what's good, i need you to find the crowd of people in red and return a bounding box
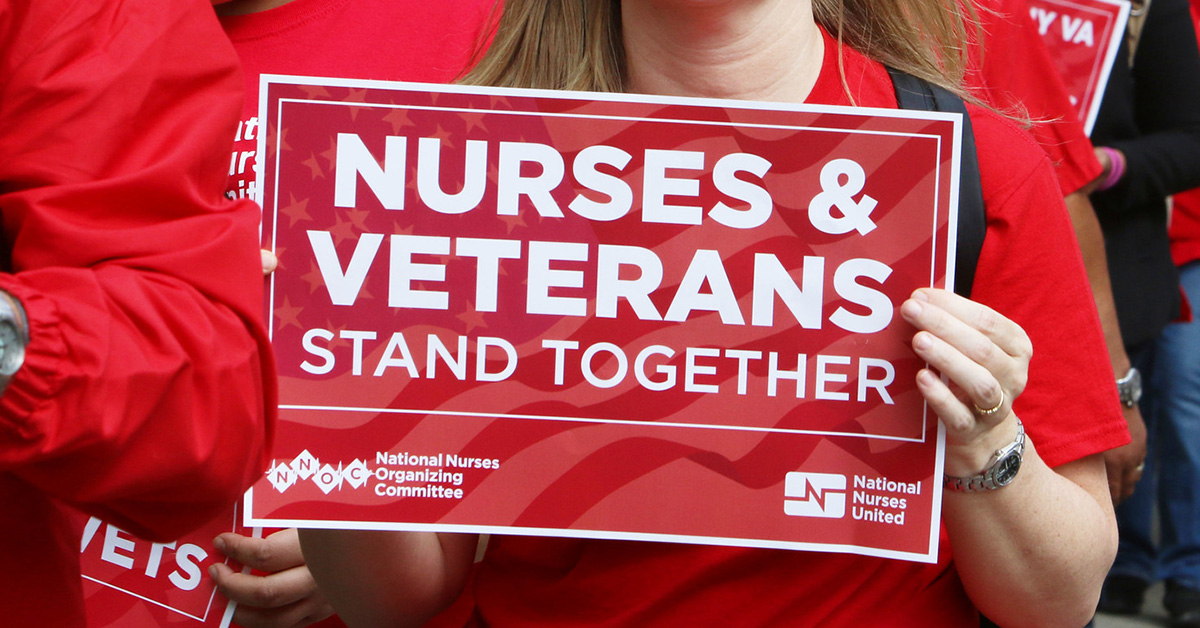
[4,0,1200,626]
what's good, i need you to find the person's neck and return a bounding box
[214,0,297,16]
[622,0,823,103]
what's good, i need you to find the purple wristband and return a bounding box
[1097,147,1126,191]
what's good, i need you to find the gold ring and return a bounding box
[973,389,1005,418]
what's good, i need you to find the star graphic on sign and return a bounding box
[321,136,339,170]
[503,211,529,234]
[430,123,455,145]
[297,84,332,100]
[406,168,420,194]
[302,152,325,179]
[274,295,305,330]
[266,126,292,153]
[342,88,369,121]
[460,108,490,134]
[383,108,413,134]
[280,193,312,227]
[300,261,327,295]
[456,305,488,333]
[328,216,359,246]
[343,206,371,230]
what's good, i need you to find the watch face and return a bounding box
[1130,370,1143,402]
[993,452,1022,487]
[0,321,22,376]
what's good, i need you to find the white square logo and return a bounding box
[313,463,344,495]
[784,472,847,518]
[291,449,320,480]
[266,460,297,493]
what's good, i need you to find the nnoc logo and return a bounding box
[266,450,370,495]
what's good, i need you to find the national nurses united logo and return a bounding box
[266,450,371,495]
[783,472,848,518]
[784,471,919,524]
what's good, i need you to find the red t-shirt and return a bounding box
[219,0,495,204]
[470,30,1129,628]
[967,0,1103,196]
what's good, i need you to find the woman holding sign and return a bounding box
[298,1,1130,626]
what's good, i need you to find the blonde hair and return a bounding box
[461,0,976,97]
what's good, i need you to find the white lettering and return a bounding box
[334,133,406,210]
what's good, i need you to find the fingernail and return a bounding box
[208,564,220,580]
[901,299,922,319]
[213,536,226,553]
[913,289,930,302]
[914,332,932,350]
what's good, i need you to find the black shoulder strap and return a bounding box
[886,68,986,298]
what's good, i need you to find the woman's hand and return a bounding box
[900,288,1033,476]
[209,529,335,628]
[903,289,1118,626]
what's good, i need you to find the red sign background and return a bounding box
[248,77,960,563]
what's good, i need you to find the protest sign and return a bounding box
[1027,0,1131,133]
[80,505,251,627]
[246,75,961,563]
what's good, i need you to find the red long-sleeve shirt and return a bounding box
[0,0,277,624]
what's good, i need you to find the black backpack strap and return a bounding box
[886,68,986,298]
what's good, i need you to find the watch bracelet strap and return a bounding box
[943,418,1025,493]
[1116,367,1140,406]
[944,475,991,492]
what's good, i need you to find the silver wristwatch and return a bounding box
[944,418,1025,492]
[0,289,30,396]
[1116,367,1143,408]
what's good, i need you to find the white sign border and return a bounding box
[250,74,962,564]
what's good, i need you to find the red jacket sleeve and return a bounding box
[0,0,277,540]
